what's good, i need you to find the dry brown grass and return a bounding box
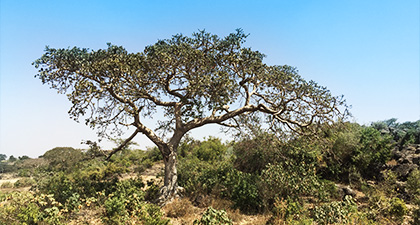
[163,196,270,225]
[163,197,204,225]
[164,198,196,218]
[67,207,106,225]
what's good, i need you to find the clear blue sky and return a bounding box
[1,0,419,158]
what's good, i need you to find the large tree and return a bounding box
[34,30,346,202]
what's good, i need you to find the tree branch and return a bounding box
[107,129,140,160]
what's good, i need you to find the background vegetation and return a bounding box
[1,119,419,224]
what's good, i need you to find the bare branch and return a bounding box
[106,129,140,160]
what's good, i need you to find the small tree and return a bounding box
[8,155,17,162]
[34,29,346,202]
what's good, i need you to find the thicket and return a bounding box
[0,147,169,224]
[178,120,420,224]
[1,119,420,224]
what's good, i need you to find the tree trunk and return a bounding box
[157,147,181,205]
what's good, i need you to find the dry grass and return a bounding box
[67,207,106,225]
[164,198,196,218]
[163,196,270,225]
[163,197,204,225]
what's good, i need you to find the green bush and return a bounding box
[42,147,86,171]
[140,203,170,225]
[389,197,408,223]
[412,199,420,225]
[261,161,323,204]
[178,155,262,212]
[0,192,64,225]
[37,171,76,204]
[233,133,282,174]
[193,207,233,225]
[407,169,420,198]
[14,177,36,188]
[104,178,143,223]
[271,197,308,222]
[103,179,168,225]
[320,123,394,182]
[353,126,393,179]
[192,137,227,162]
[312,195,357,225]
[146,146,164,162]
[320,123,361,181]
[222,169,262,212]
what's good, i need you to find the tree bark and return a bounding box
[156,146,181,205]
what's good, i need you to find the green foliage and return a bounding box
[42,147,86,171]
[320,123,394,181]
[18,155,30,160]
[312,195,358,225]
[222,168,262,212]
[194,207,233,225]
[65,192,81,211]
[178,154,262,212]
[8,155,17,162]
[271,198,308,222]
[145,146,164,162]
[364,191,408,223]
[320,123,361,180]
[37,171,76,204]
[233,133,283,174]
[354,126,393,178]
[36,158,128,204]
[412,199,420,225]
[372,119,420,146]
[389,197,408,223]
[407,169,420,197]
[261,161,323,203]
[193,137,227,161]
[14,177,35,188]
[0,154,6,161]
[0,161,15,173]
[0,192,64,225]
[103,179,168,225]
[141,203,170,225]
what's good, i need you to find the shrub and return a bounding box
[164,198,195,218]
[37,171,76,204]
[389,197,408,223]
[1,181,14,188]
[14,177,36,188]
[102,178,169,225]
[261,161,323,205]
[407,169,420,198]
[178,156,262,212]
[353,126,393,179]
[192,137,227,162]
[222,168,262,212]
[312,195,357,225]
[319,123,394,182]
[0,192,64,225]
[365,192,408,223]
[412,199,420,225]
[42,147,85,171]
[141,203,170,225]
[194,207,233,225]
[320,123,361,181]
[146,146,163,162]
[233,133,282,174]
[271,197,308,222]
